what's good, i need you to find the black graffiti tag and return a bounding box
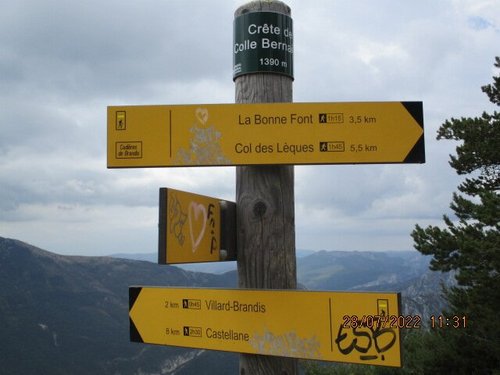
[169,193,187,246]
[335,323,397,361]
[207,203,217,254]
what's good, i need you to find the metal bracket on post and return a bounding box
[220,200,237,261]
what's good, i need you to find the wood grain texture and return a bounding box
[235,1,297,374]
[236,165,295,289]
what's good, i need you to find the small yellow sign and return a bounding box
[378,299,389,317]
[107,102,424,167]
[116,111,126,130]
[158,188,236,264]
[129,287,402,367]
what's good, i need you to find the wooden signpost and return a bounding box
[234,2,297,373]
[106,1,426,373]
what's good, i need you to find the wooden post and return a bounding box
[234,1,297,374]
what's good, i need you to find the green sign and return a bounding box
[233,11,293,80]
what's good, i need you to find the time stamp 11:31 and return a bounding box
[430,315,468,329]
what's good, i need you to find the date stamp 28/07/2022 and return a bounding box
[342,314,468,330]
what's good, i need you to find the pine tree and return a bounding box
[412,57,500,374]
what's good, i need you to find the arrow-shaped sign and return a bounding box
[129,287,402,367]
[108,101,424,168]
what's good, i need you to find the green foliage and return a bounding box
[303,59,500,373]
[412,57,500,373]
[482,56,500,106]
[302,360,377,375]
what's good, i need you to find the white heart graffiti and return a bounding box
[188,202,207,253]
[195,108,209,125]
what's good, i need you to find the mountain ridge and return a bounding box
[0,236,239,374]
[0,236,453,374]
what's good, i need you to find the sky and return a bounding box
[1,0,499,256]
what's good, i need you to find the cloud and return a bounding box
[0,0,498,255]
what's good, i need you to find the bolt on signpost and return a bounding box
[107,1,425,373]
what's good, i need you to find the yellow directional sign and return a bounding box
[158,188,236,264]
[129,287,402,367]
[107,102,424,167]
